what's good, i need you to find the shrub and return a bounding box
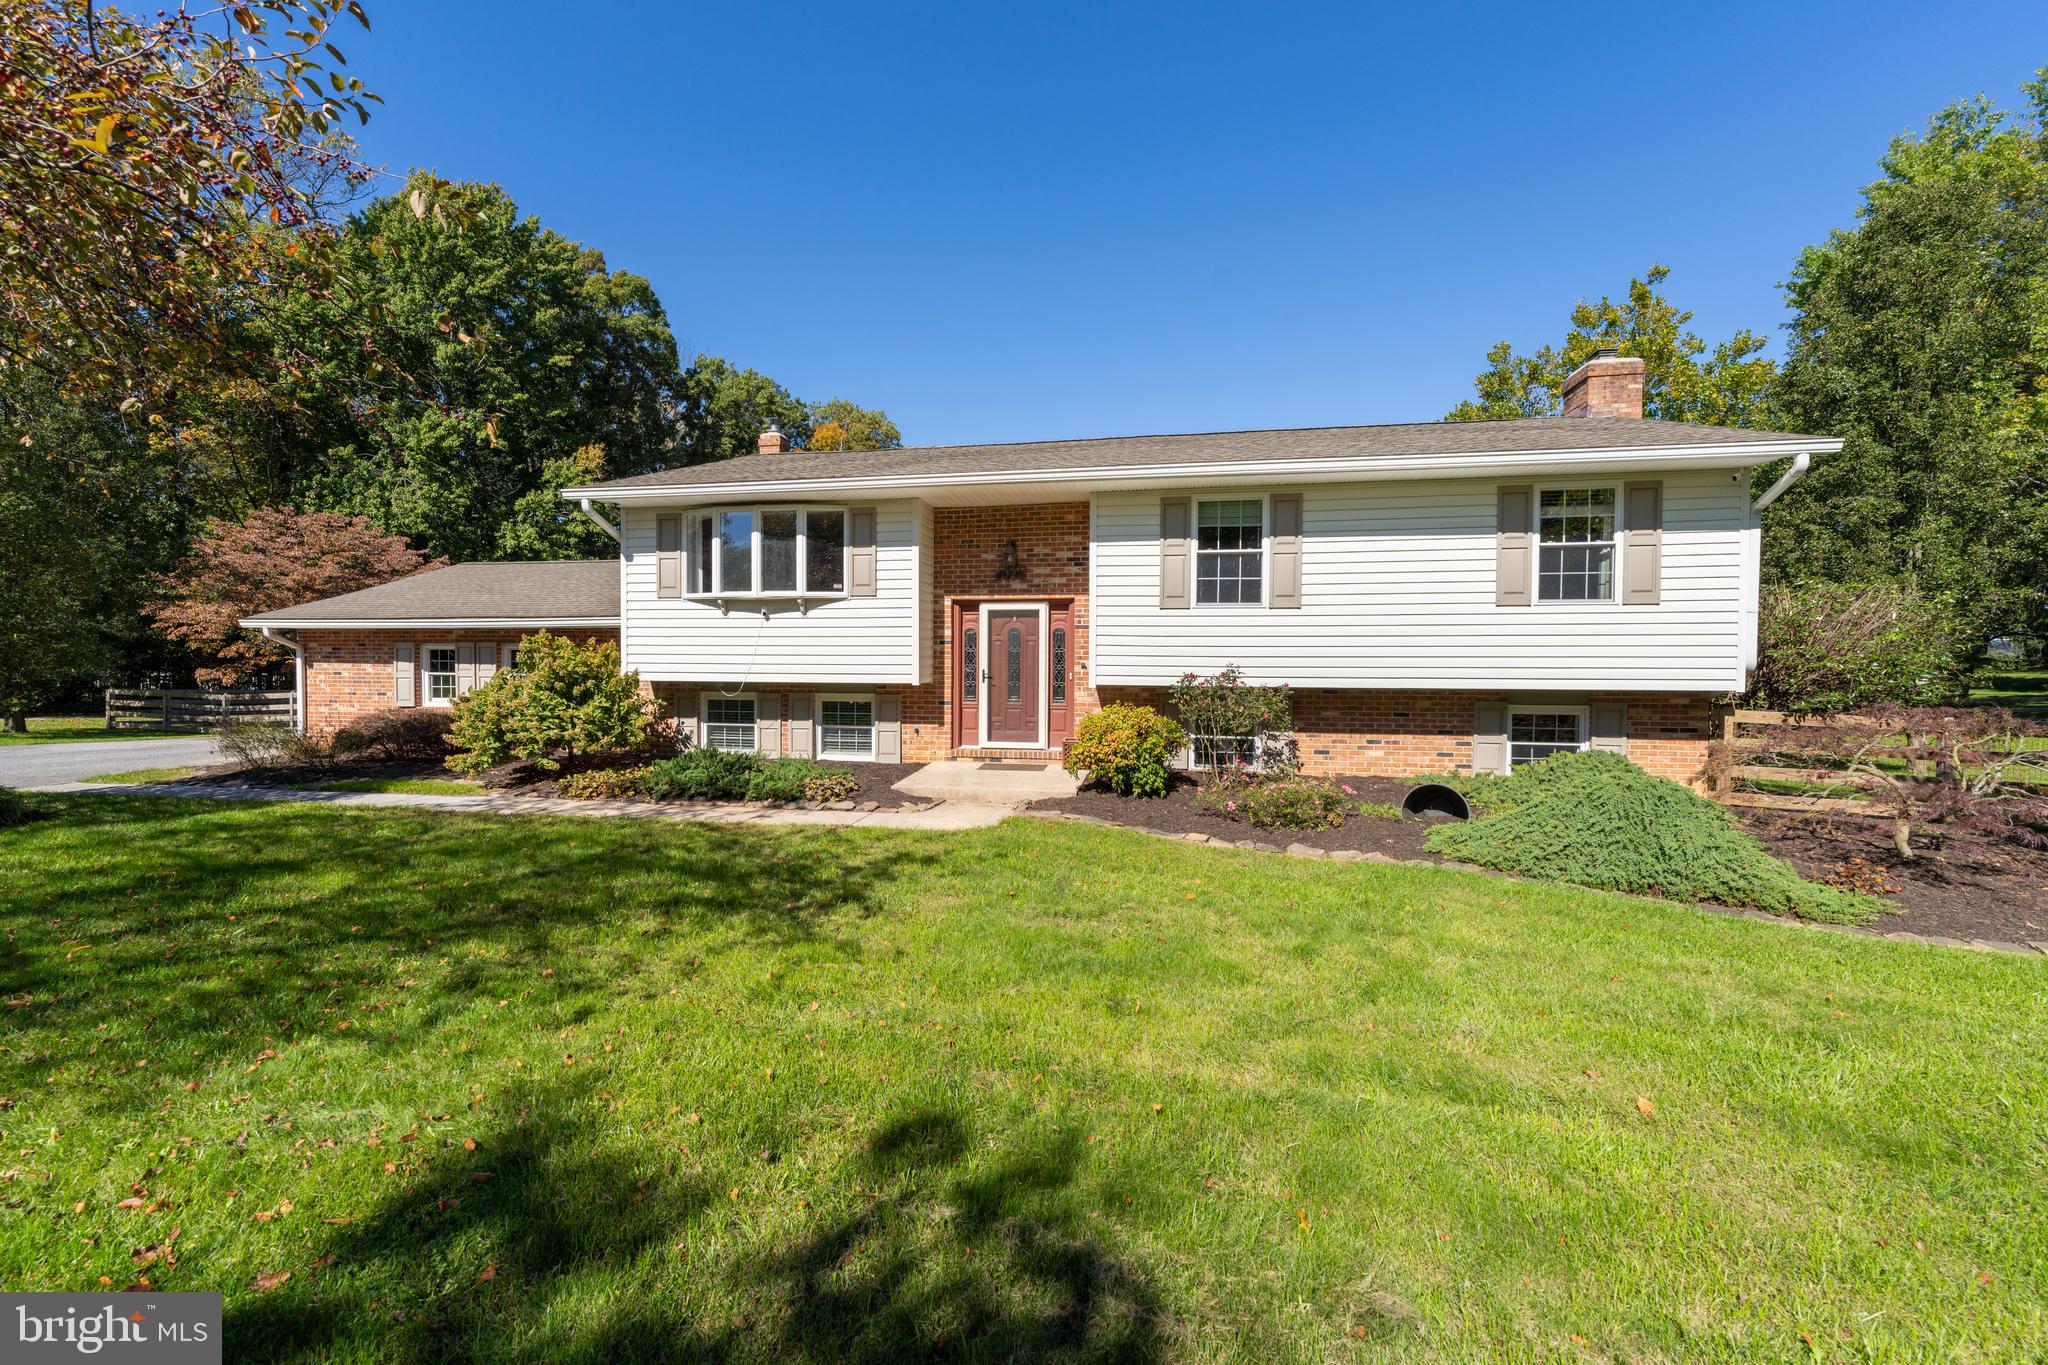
[1210,774,1351,830]
[1746,582,1966,713]
[217,720,330,769]
[331,707,454,761]
[740,757,860,803]
[557,766,652,800]
[0,786,30,829]
[645,748,760,800]
[1064,704,1187,797]
[447,632,655,774]
[1423,750,1883,924]
[1168,667,1295,775]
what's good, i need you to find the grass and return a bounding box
[78,765,202,785]
[1,794,2043,1362]
[1969,669,2048,715]
[298,777,485,796]
[0,716,193,745]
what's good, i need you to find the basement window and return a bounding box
[704,696,758,752]
[818,697,875,760]
[1510,709,1587,766]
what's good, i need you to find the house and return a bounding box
[242,352,1840,780]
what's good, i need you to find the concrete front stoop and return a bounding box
[890,759,1080,806]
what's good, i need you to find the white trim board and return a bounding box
[977,602,1051,750]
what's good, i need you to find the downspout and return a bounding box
[259,626,305,735]
[577,498,621,542]
[1751,452,1811,511]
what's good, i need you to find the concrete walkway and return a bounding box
[892,759,1080,805]
[27,779,1012,830]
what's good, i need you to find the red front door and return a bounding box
[985,608,1040,745]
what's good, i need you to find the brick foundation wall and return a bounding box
[300,628,619,735]
[1100,685,1717,785]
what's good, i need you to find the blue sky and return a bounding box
[343,2,2048,446]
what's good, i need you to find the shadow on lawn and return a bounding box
[0,795,937,1108]
[226,1092,1164,1364]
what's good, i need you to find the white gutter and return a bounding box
[238,616,619,630]
[563,437,1841,505]
[258,626,305,735]
[1750,452,1812,511]
[577,498,621,542]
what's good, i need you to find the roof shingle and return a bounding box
[243,560,618,625]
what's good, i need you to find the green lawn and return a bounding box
[0,716,192,745]
[298,777,485,796]
[2,795,2042,1363]
[1970,669,2048,715]
[80,765,202,785]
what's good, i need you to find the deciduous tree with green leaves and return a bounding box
[1444,265,1775,427]
[1766,71,2048,646]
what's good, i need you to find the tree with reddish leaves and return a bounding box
[1710,705,2048,859]
[147,506,439,684]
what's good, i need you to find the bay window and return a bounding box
[684,506,849,596]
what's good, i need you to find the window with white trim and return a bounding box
[704,697,757,752]
[424,645,459,705]
[685,506,848,596]
[1510,709,1588,766]
[1195,498,1263,605]
[1537,488,1616,601]
[818,698,875,759]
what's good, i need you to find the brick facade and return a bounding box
[299,628,619,736]
[298,504,1718,787]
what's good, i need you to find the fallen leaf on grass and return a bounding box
[252,1270,291,1291]
[476,1262,498,1284]
[115,1197,146,1210]
[1635,1097,1656,1118]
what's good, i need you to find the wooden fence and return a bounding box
[1714,708,1902,818]
[105,688,296,733]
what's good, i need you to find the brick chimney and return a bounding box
[757,423,790,454]
[1559,347,1645,419]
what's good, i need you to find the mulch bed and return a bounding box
[1030,774,1451,862]
[1737,808,2048,945]
[1035,773,2048,947]
[181,753,929,810]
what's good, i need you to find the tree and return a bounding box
[1444,265,1775,427]
[240,175,686,562]
[496,444,618,560]
[0,374,190,728]
[0,0,378,401]
[808,398,902,452]
[147,506,440,685]
[1766,72,2048,646]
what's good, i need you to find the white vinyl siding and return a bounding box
[1090,470,1750,692]
[620,500,924,684]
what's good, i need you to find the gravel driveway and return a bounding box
[0,737,224,787]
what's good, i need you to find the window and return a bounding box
[819,698,874,758]
[1050,627,1067,704]
[704,697,757,752]
[1510,709,1587,766]
[505,646,522,671]
[806,510,845,592]
[718,510,754,593]
[962,627,978,701]
[683,506,847,596]
[1005,626,1023,701]
[1196,498,1263,605]
[424,645,458,705]
[1538,488,1616,602]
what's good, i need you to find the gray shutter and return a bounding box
[787,695,814,758]
[394,642,416,707]
[756,693,781,758]
[848,508,877,597]
[1269,493,1302,609]
[454,643,477,695]
[1496,487,1533,607]
[1159,497,1191,609]
[1590,703,1629,755]
[656,513,683,599]
[1472,702,1508,775]
[1622,481,1663,606]
[475,645,497,687]
[671,691,699,749]
[874,693,902,763]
